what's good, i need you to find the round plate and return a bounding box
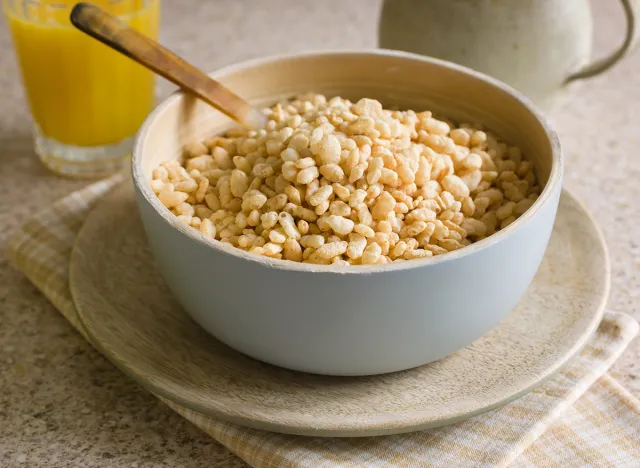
[70,183,609,437]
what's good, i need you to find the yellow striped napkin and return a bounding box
[8,175,640,468]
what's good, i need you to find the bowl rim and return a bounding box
[132,48,563,274]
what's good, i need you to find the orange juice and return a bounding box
[6,0,159,147]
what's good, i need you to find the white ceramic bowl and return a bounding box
[132,50,563,376]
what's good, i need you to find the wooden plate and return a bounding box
[70,183,608,437]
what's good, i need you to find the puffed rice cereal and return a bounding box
[151,94,540,266]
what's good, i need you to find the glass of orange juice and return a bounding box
[4,0,160,178]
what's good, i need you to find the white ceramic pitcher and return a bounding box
[378,0,639,109]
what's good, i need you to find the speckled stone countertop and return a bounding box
[1,1,638,466]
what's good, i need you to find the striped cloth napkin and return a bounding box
[8,174,640,468]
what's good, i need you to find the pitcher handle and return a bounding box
[566,0,639,83]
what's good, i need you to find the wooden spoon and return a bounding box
[69,2,267,129]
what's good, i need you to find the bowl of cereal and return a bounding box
[132,50,562,376]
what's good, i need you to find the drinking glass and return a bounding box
[4,0,160,178]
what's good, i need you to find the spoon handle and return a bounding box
[69,2,266,129]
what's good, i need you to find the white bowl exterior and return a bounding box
[136,189,559,375]
[133,51,563,376]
